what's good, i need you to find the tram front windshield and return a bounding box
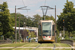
[42,22,51,36]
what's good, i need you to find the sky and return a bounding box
[0,0,75,20]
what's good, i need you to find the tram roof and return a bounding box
[40,20,54,22]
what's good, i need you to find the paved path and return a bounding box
[0,47,75,49]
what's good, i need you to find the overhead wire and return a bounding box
[44,0,46,6]
[22,0,26,7]
[22,0,30,17]
[26,10,28,17]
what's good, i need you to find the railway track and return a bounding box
[33,43,42,50]
[33,43,56,50]
[53,43,56,50]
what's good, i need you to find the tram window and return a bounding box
[42,22,51,36]
[52,25,55,36]
[38,25,41,36]
[43,30,51,36]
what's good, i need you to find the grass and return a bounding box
[35,48,72,50]
[0,43,71,47]
[74,43,75,47]
[21,43,40,47]
[54,43,71,47]
[0,42,72,50]
[0,43,25,47]
[40,43,70,47]
[0,48,72,50]
[40,43,53,47]
[0,48,12,50]
[12,48,33,50]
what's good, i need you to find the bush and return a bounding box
[31,39,35,42]
[65,35,70,40]
[57,36,61,43]
[21,39,23,42]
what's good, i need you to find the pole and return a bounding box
[63,19,65,38]
[19,16,20,42]
[15,6,17,43]
[42,15,45,20]
[25,23,26,42]
[55,5,57,43]
[23,22,26,42]
[51,15,52,20]
[63,26,64,37]
[14,6,30,42]
[23,22,25,42]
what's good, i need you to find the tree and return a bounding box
[32,14,41,27]
[0,2,14,39]
[57,0,75,37]
[27,30,36,39]
[10,13,55,28]
[26,16,33,27]
[0,3,3,36]
[10,13,26,27]
[45,15,55,22]
[32,14,55,27]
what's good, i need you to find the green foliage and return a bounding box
[72,31,75,37]
[57,0,75,37]
[10,13,26,27]
[0,2,14,39]
[32,14,41,27]
[10,13,35,27]
[17,33,19,40]
[26,17,33,27]
[65,35,70,40]
[64,31,75,40]
[0,32,3,35]
[31,32,36,38]
[0,36,4,40]
[10,13,55,27]
[31,39,35,42]
[41,15,55,22]
[31,14,55,27]
[27,30,36,39]
[57,37,61,43]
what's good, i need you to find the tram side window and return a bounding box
[52,25,55,36]
[38,25,41,36]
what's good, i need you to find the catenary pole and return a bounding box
[15,6,17,43]
[55,5,57,43]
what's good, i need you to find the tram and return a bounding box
[38,20,55,43]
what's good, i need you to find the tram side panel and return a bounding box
[38,24,43,42]
[51,25,55,42]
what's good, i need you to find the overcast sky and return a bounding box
[0,0,75,19]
